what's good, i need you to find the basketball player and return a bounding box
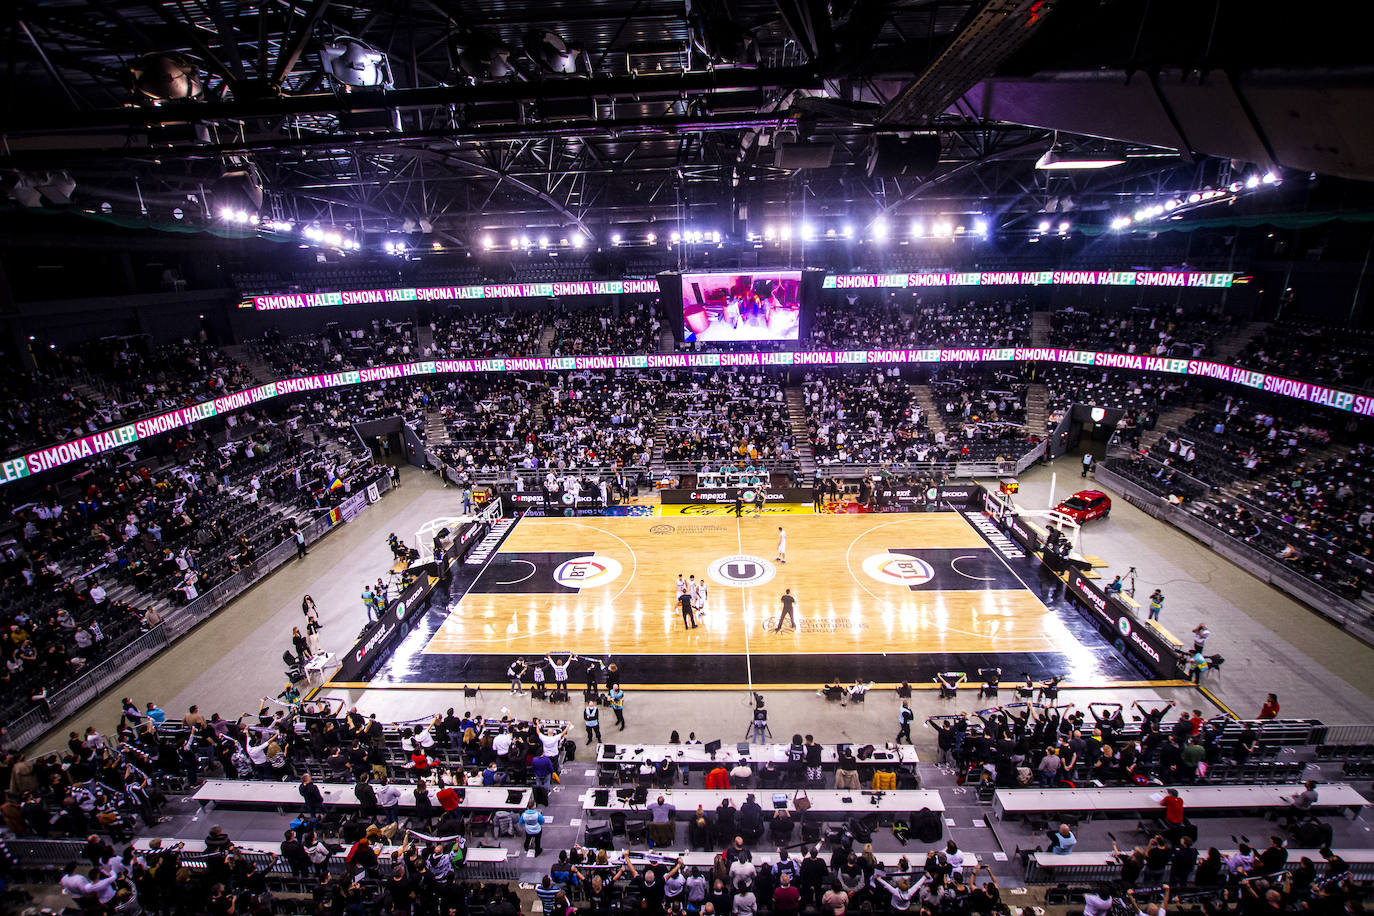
[676,574,688,599]
[753,486,766,515]
[776,527,787,564]
[775,589,797,633]
[692,578,708,622]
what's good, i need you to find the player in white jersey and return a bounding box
[776,527,787,564]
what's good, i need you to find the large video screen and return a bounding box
[681,270,802,342]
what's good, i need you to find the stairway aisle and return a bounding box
[1211,320,1269,362]
[784,386,816,479]
[911,384,947,438]
[416,323,436,356]
[658,324,677,354]
[1025,383,1049,435]
[425,410,451,448]
[1030,311,1052,347]
[221,343,274,385]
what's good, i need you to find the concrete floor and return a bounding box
[27,457,1374,756]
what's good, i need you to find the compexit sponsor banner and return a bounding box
[4,348,1372,486]
[821,270,1236,290]
[251,278,663,310]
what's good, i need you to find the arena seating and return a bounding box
[660,369,796,465]
[1048,305,1234,356]
[1234,320,1374,390]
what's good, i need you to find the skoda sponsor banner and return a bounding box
[1003,514,1041,553]
[660,487,813,505]
[334,564,435,682]
[1063,569,1180,679]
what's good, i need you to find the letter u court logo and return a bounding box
[708,555,777,587]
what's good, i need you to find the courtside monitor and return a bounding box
[681,270,801,342]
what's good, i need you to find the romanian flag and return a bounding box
[328,477,344,492]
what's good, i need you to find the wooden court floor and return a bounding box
[422,513,1086,659]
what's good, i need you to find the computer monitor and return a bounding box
[704,739,722,758]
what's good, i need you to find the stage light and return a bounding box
[763,225,776,240]
[841,224,854,239]
[1164,200,1179,211]
[646,232,656,244]
[450,31,515,79]
[710,230,722,243]
[1245,174,1261,189]
[910,220,923,238]
[973,218,988,236]
[932,221,951,238]
[1110,216,1131,230]
[1035,148,1125,170]
[1187,192,1202,204]
[1058,221,1069,234]
[126,52,204,101]
[780,225,792,241]
[611,232,622,246]
[825,227,836,238]
[482,234,495,249]
[1037,220,1050,234]
[321,37,393,88]
[538,235,549,249]
[800,222,816,241]
[510,234,519,248]
[1262,172,1278,184]
[32,171,76,205]
[670,231,681,243]
[571,233,585,249]
[872,217,888,242]
[522,28,586,74]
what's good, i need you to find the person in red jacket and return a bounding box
[1258,694,1280,719]
[773,872,803,916]
[705,766,730,790]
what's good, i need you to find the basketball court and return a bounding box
[336,510,1147,689]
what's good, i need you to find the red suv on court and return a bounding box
[1056,489,1111,523]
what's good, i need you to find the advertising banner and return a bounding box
[1062,569,1181,679]
[4,346,1371,487]
[659,487,813,505]
[332,520,487,682]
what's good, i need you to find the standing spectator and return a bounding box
[896,702,914,744]
[582,701,602,746]
[299,774,324,818]
[520,800,545,855]
[1147,590,1164,621]
[1258,694,1280,719]
[609,687,626,730]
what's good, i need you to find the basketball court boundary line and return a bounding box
[324,679,1192,692]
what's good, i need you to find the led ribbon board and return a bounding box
[251,279,662,309]
[3,348,1368,486]
[821,271,1236,289]
[249,270,1234,309]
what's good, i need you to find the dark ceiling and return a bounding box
[1,0,1371,247]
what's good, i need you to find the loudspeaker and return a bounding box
[775,140,835,170]
[865,134,941,179]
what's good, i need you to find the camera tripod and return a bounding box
[1124,566,1137,597]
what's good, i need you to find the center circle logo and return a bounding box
[708,554,777,588]
[1117,617,1132,637]
[552,555,623,589]
[863,552,935,587]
